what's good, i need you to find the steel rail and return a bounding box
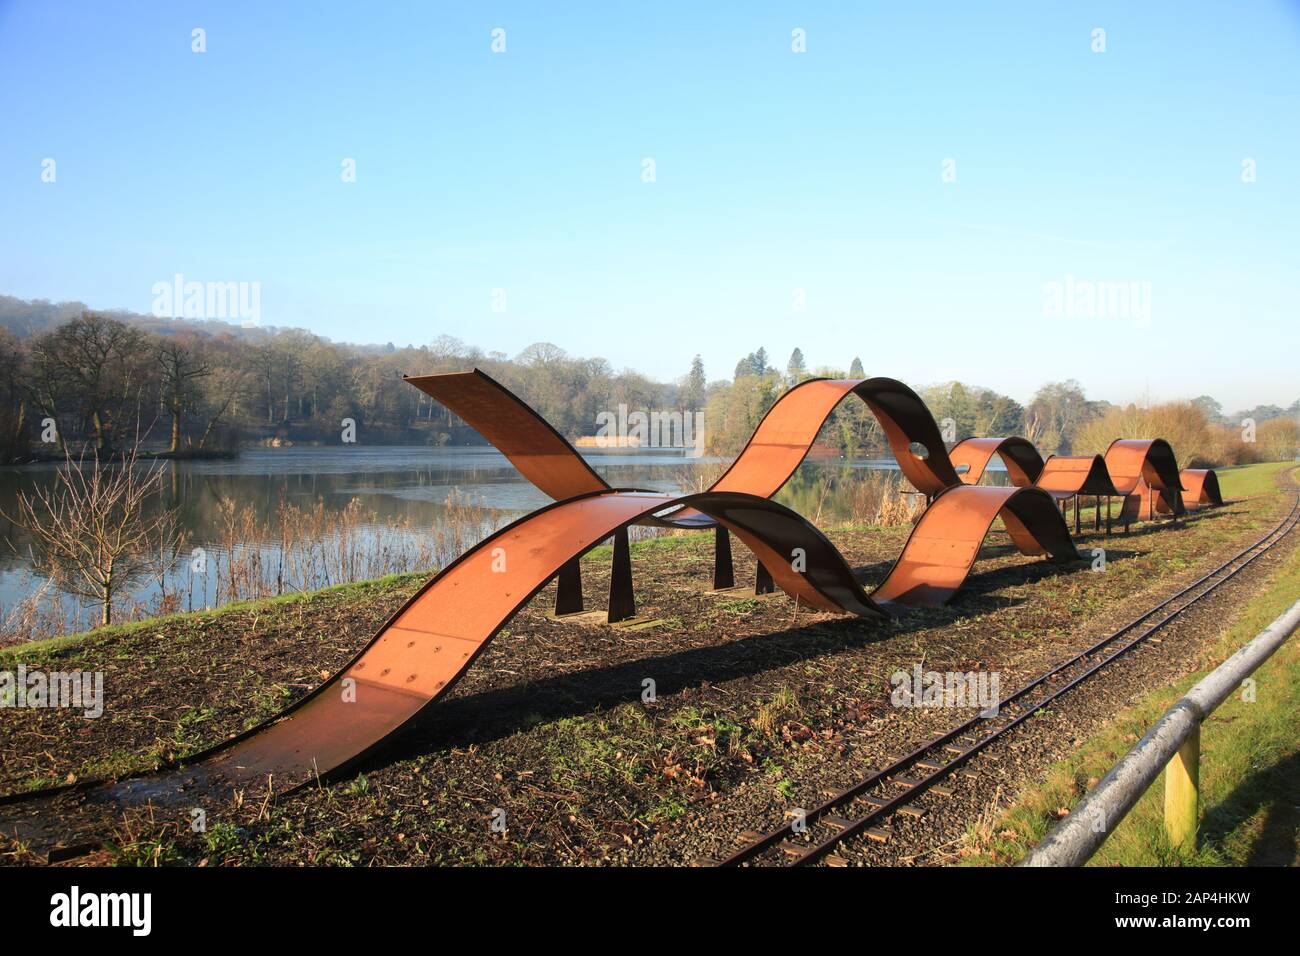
[716,482,1300,867]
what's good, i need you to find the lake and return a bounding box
[0,445,993,638]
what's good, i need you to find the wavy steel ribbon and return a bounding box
[0,369,1223,820]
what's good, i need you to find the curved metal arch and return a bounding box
[408,370,961,508]
[1103,438,1184,496]
[1034,454,1122,500]
[872,485,1080,607]
[707,376,959,499]
[403,369,611,501]
[1180,468,1223,508]
[90,489,888,802]
[950,436,1046,486]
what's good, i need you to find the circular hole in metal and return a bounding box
[908,442,930,461]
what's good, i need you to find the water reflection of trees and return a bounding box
[0,450,1011,642]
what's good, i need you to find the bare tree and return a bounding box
[4,445,183,626]
[156,337,211,453]
[28,312,150,454]
[156,338,210,455]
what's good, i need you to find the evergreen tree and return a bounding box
[684,355,706,408]
[786,347,807,383]
[734,348,770,380]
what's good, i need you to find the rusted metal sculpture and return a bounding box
[407,370,1205,606]
[952,437,1190,535]
[1102,439,1186,526]
[1033,454,1123,534]
[872,485,1078,606]
[1,482,1076,821]
[0,366,1217,838]
[406,371,963,609]
[156,489,891,795]
[406,369,612,501]
[1119,468,1224,522]
[1103,438,1184,498]
[405,371,959,505]
[950,436,1045,486]
[1180,468,1224,509]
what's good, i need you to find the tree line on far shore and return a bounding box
[0,296,1295,467]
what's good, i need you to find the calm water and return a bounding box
[0,445,999,635]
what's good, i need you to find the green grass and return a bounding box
[962,473,1300,866]
[584,531,703,561]
[1215,460,1295,499]
[1052,460,1291,527]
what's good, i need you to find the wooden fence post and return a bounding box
[1164,723,1200,850]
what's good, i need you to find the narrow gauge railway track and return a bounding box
[712,483,1300,867]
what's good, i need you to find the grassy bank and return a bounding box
[5,460,1288,662]
[0,571,428,668]
[2,459,1293,865]
[961,461,1300,866]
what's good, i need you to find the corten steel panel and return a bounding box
[1033,455,1122,499]
[871,485,1080,607]
[855,379,962,496]
[410,370,961,509]
[403,370,611,501]
[46,490,887,808]
[677,375,961,519]
[1119,467,1223,521]
[1116,477,1181,522]
[1103,438,1183,496]
[950,437,1045,486]
[708,379,863,500]
[1180,468,1223,508]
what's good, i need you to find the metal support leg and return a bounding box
[1073,494,1080,535]
[554,557,583,615]
[1094,495,1101,532]
[608,527,636,623]
[713,526,735,590]
[754,561,775,595]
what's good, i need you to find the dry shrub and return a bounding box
[1072,401,1225,466]
[843,470,923,527]
[672,460,729,495]
[876,490,925,527]
[1223,417,1299,465]
[0,576,79,646]
[203,491,503,606]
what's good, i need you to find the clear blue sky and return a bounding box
[1,1,1297,411]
